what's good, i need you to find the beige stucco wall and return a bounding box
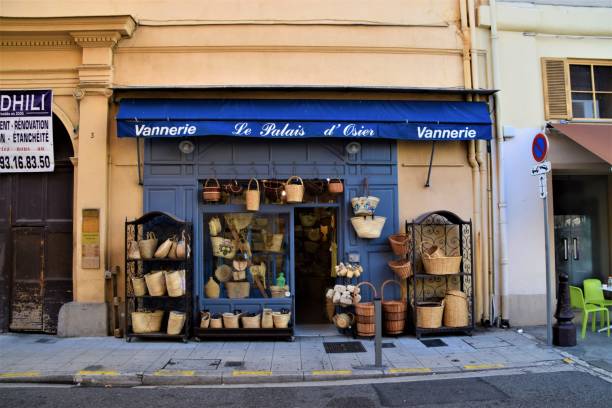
[1,0,490,331]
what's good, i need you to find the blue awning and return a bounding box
[116,99,492,141]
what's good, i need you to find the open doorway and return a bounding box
[294,207,338,329]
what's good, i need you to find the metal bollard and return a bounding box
[374,297,382,368]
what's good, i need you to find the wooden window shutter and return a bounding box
[542,58,571,120]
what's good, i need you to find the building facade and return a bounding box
[1,1,498,336]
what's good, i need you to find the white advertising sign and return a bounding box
[0,89,54,173]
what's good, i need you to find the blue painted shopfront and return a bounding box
[142,137,398,316]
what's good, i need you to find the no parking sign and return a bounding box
[532,132,549,163]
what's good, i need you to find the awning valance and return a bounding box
[549,123,612,165]
[116,99,492,141]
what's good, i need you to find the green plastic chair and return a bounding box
[569,286,610,338]
[583,278,612,308]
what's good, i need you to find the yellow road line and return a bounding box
[388,368,432,374]
[463,364,505,370]
[77,370,119,376]
[311,370,352,376]
[232,370,272,377]
[0,371,41,378]
[562,358,574,364]
[154,370,195,377]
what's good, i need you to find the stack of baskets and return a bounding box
[354,282,377,337]
[387,233,411,279]
[381,280,407,335]
[415,290,469,329]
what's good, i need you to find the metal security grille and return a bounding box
[323,341,366,353]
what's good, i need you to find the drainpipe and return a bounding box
[468,140,483,321]
[489,0,510,326]
[476,141,490,324]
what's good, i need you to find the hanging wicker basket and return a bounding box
[351,216,386,239]
[328,179,344,194]
[421,244,462,275]
[262,179,285,202]
[387,259,412,279]
[443,290,469,327]
[246,178,261,211]
[285,176,304,203]
[388,234,410,257]
[167,311,186,335]
[202,178,221,202]
[416,301,444,329]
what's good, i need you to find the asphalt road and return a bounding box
[0,371,610,408]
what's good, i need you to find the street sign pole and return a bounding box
[543,188,553,347]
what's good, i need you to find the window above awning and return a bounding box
[549,123,612,165]
[116,99,492,141]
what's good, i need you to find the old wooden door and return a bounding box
[5,116,74,333]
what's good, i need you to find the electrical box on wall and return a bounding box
[347,252,360,263]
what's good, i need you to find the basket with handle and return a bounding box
[354,281,377,337]
[443,290,469,327]
[138,232,157,259]
[246,178,260,211]
[387,259,412,279]
[421,243,462,275]
[167,311,186,335]
[272,311,291,328]
[416,300,445,329]
[328,178,344,194]
[381,280,407,335]
[202,178,222,202]
[144,271,166,296]
[388,233,410,257]
[241,314,261,329]
[351,215,386,239]
[284,176,304,203]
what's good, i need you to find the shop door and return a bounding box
[5,116,74,333]
[554,215,594,286]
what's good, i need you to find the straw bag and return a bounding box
[263,179,285,202]
[270,285,288,298]
[127,240,141,260]
[355,281,377,337]
[167,240,178,259]
[387,259,412,279]
[261,308,274,328]
[246,178,260,211]
[154,236,175,259]
[211,237,236,259]
[202,178,221,202]
[263,233,283,252]
[284,176,304,203]
[131,276,147,296]
[416,301,444,329]
[272,311,291,328]
[351,196,381,216]
[205,277,220,299]
[210,315,223,328]
[200,311,211,328]
[209,217,222,236]
[241,314,261,329]
[351,216,386,239]
[167,311,186,335]
[225,281,250,298]
[421,244,462,275]
[138,232,157,259]
[132,310,164,333]
[388,234,410,257]
[144,271,166,296]
[443,290,469,327]
[328,179,344,194]
[222,313,240,329]
[176,230,189,259]
[333,312,354,329]
[381,280,407,335]
[165,270,185,297]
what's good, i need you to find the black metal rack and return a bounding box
[124,211,193,342]
[406,210,474,338]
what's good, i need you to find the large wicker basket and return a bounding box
[132,310,164,333]
[443,290,469,327]
[421,244,461,275]
[381,280,407,335]
[416,301,444,329]
[355,281,377,336]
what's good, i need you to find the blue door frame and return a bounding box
[143,137,399,317]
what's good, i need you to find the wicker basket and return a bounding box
[131,310,164,333]
[202,178,221,202]
[263,233,283,252]
[355,282,377,336]
[211,237,236,259]
[225,281,250,299]
[416,301,444,329]
[200,311,211,328]
[222,313,240,329]
[270,285,288,298]
[381,280,406,335]
[387,259,412,279]
[333,312,354,329]
[272,312,291,328]
[421,244,461,275]
[351,216,386,239]
[138,232,157,259]
[262,179,285,202]
[354,282,377,317]
[388,234,410,257]
[165,270,185,297]
[131,276,147,296]
[261,308,274,328]
[356,314,375,324]
[241,314,261,329]
[351,196,380,216]
[284,176,304,203]
[443,290,469,327]
[210,316,223,328]
[167,311,186,335]
[328,179,344,194]
[246,178,260,211]
[144,271,166,296]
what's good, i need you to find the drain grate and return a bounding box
[35,338,56,344]
[382,342,396,349]
[224,361,244,368]
[323,341,366,353]
[420,339,447,348]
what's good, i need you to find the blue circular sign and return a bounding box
[532,133,548,162]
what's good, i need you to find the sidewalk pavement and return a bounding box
[0,328,591,386]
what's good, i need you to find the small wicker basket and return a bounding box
[241,314,261,329]
[388,234,410,257]
[222,313,240,329]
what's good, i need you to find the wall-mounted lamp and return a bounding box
[345,141,361,155]
[178,140,195,154]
